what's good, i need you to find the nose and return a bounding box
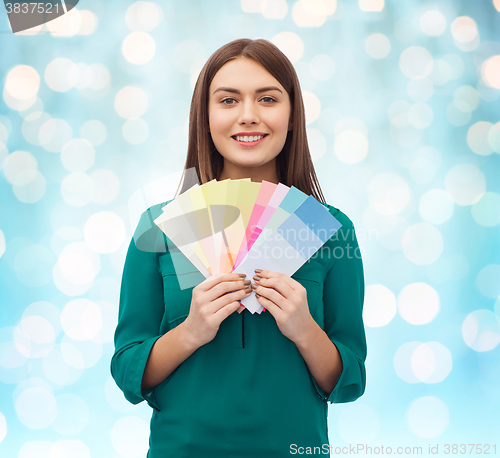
[238,99,260,125]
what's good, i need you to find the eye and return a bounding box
[220,96,277,105]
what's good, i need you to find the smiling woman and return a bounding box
[111,38,367,458]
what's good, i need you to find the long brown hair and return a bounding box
[176,38,326,203]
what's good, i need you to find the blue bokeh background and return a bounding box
[1,0,500,456]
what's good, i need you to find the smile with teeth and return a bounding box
[232,134,267,142]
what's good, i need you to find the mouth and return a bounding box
[231,134,268,147]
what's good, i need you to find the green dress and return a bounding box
[111,201,367,458]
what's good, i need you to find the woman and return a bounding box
[111,38,367,457]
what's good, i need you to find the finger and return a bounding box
[211,286,252,315]
[253,270,294,300]
[255,269,298,291]
[214,297,246,321]
[252,282,286,309]
[254,291,282,319]
[198,272,246,293]
[209,278,251,301]
[203,277,250,303]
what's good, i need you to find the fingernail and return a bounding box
[254,269,262,273]
[255,293,261,298]
[251,283,257,290]
[236,273,246,278]
[253,275,261,282]
[243,280,251,285]
[244,287,251,293]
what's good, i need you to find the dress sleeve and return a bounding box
[310,219,367,404]
[110,207,167,411]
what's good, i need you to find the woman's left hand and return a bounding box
[252,269,316,344]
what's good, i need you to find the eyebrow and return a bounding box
[212,86,283,95]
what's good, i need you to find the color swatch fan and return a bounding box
[154,179,342,314]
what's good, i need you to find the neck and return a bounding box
[218,164,279,184]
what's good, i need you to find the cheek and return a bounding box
[208,109,226,136]
[271,110,291,135]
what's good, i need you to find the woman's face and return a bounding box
[208,56,292,183]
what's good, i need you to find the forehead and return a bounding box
[209,57,284,92]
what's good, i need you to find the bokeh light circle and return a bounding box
[365,33,391,59]
[39,118,73,153]
[84,211,126,253]
[368,172,410,215]
[53,242,101,296]
[462,309,500,352]
[4,65,40,100]
[453,85,479,112]
[22,111,51,146]
[359,0,384,12]
[90,169,121,204]
[19,315,55,358]
[61,299,103,341]
[398,282,440,324]
[467,121,495,156]
[122,32,156,65]
[476,264,500,299]
[115,86,149,119]
[471,192,500,226]
[78,10,99,35]
[0,412,5,443]
[420,10,446,36]
[334,129,368,164]
[444,163,486,206]
[0,230,5,259]
[80,119,107,146]
[418,189,454,225]
[45,58,79,92]
[481,55,500,89]
[2,150,38,186]
[19,442,52,458]
[395,341,425,384]
[60,336,103,369]
[451,16,478,43]
[15,386,57,429]
[46,6,82,37]
[122,118,149,144]
[363,284,397,327]
[399,46,434,80]
[272,32,304,64]
[125,1,164,32]
[60,172,95,207]
[61,139,96,172]
[402,223,443,265]
[411,342,452,383]
[111,416,150,457]
[13,171,46,204]
[407,396,449,438]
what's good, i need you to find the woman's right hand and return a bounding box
[181,272,251,348]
